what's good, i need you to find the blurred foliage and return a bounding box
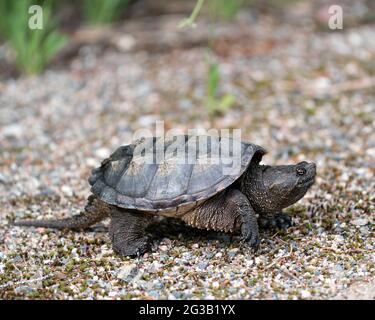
[0,0,67,74]
[208,0,245,21]
[243,0,304,13]
[0,0,132,75]
[0,0,305,76]
[179,0,245,29]
[205,56,236,114]
[83,0,130,25]
[180,0,302,28]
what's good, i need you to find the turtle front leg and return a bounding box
[109,209,152,257]
[182,188,260,250]
[259,212,292,230]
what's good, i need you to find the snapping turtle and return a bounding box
[14,135,316,257]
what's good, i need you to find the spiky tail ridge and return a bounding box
[13,195,110,230]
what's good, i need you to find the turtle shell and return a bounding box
[89,135,266,215]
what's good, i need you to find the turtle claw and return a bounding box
[248,235,260,251]
[274,213,292,229]
[240,235,260,252]
[112,236,151,258]
[241,221,260,251]
[259,213,293,230]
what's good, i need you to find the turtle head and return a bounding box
[245,161,316,214]
[261,161,316,211]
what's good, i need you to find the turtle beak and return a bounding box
[307,162,316,179]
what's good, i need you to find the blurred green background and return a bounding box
[0,0,339,75]
[0,0,374,114]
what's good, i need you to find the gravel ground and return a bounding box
[0,3,374,299]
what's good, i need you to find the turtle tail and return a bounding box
[13,195,110,230]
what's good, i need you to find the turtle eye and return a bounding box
[296,167,306,176]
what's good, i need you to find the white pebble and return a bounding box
[61,185,73,197]
[301,290,311,299]
[95,148,110,159]
[350,218,368,226]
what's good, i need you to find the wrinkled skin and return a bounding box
[14,161,316,257]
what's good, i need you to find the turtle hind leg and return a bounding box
[13,195,110,230]
[109,209,152,257]
[182,188,260,250]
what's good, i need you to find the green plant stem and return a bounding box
[178,0,205,28]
